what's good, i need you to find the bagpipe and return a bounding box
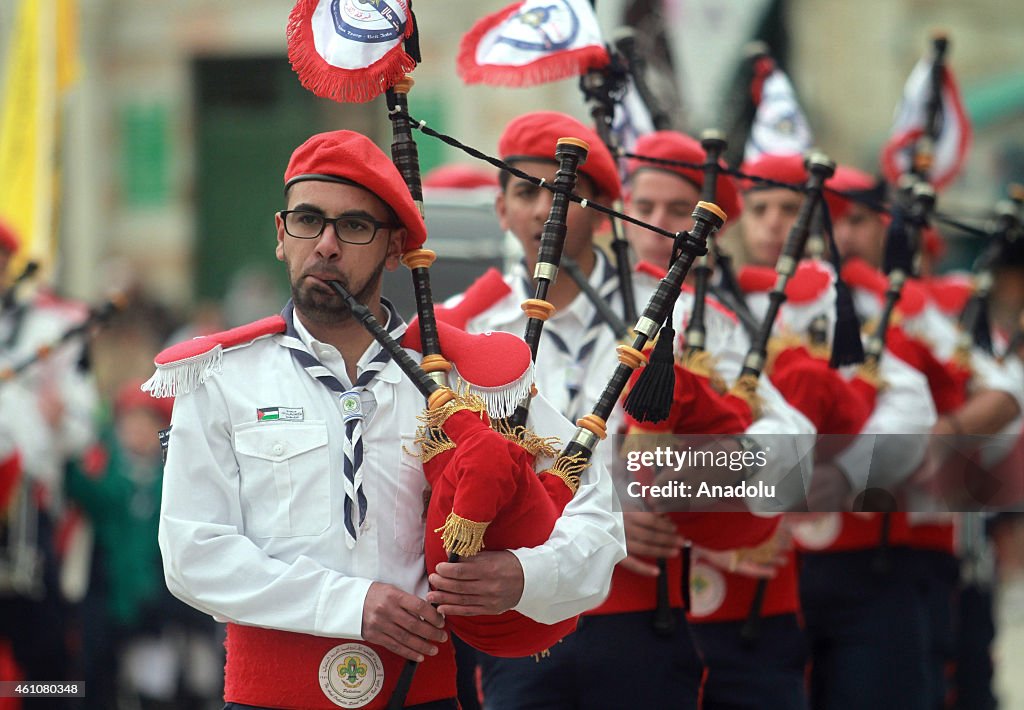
[0,293,127,385]
[381,78,587,656]
[0,260,40,317]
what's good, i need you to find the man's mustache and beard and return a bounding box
[288,256,387,325]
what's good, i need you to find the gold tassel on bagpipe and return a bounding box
[491,417,561,460]
[728,373,764,420]
[764,332,830,373]
[544,451,590,496]
[853,358,889,391]
[435,511,490,557]
[407,386,488,463]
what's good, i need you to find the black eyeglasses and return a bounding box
[279,210,398,245]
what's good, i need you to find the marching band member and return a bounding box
[0,219,101,707]
[446,111,708,710]
[152,129,624,710]
[731,155,936,710]
[831,164,1024,708]
[624,135,813,709]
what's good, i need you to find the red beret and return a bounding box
[422,164,498,191]
[826,165,878,222]
[739,153,806,193]
[498,111,621,201]
[0,219,20,255]
[627,131,741,221]
[284,130,426,251]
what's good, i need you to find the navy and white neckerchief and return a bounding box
[519,250,619,422]
[279,298,407,549]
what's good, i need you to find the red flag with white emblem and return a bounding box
[743,52,813,162]
[880,37,971,190]
[286,0,417,103]
[457,0,609,87]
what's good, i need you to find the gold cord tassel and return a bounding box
[409,385,490,462]
[436,512,490,557]
[853,359,888,391]
[491,418,561,459]
[728,373,764,420]
[545,452,590,495]
[418,386,487,430]
[408,430,456,464]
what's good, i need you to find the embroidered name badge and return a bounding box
[257,407,304,422]
[318,643,384,708]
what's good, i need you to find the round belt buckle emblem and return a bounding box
[319,643,385,708]
[689,561,726,618]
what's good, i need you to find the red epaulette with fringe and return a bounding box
[142,315,286,398]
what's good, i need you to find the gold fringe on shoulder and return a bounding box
[728,373,764,420]
[491,418,561,459]
[436,511,490,557]
[545,452,590,496]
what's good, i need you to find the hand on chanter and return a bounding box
[428,550,525,617]
[618,512,687,577]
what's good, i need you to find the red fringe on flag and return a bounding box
[286,0,417,104]
[456,3,608,87]
[750,55,775,105]
[879,67,972,191]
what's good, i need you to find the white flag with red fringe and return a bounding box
[880,47,971,190]
[286,0,417,103]
[457,0,609,87]
[743,53,813,162]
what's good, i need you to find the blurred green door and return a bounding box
[193,57,316,305]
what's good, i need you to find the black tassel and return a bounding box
[883,209,914,276]
[623,317,677,423]
[821,200,865,367]
[830,278,866,367]
[972,298,995,355]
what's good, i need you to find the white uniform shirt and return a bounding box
[158,308,626,640]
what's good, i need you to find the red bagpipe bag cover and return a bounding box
[401,319,579,657]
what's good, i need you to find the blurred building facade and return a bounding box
[1,0,1021,308]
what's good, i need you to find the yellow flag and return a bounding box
[0,0,78,273]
